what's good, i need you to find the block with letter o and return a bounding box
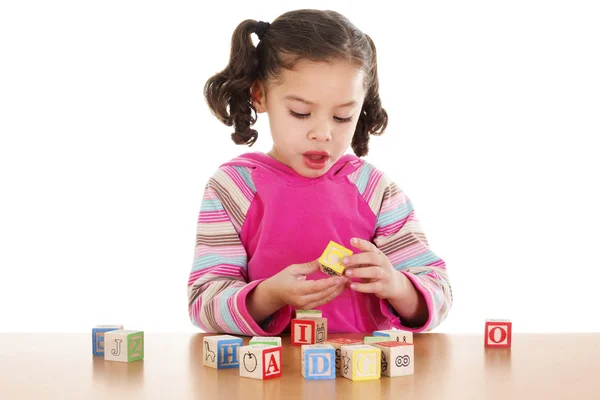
[485,319,512,348]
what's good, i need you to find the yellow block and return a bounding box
[319,241,353,276]
[351,348,381,381]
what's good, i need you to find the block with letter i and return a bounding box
[92,324,123,356]
[372,342,414,377]
[291,317,327,345]
[373,329,413,344]
[301,344,336,380]
[340,344,381,381]
[238,344,282,380]
[485,319,512,348]
[319,241,352,276]
[203,335,243,369]
[324,338,363,376]
[104,329,144,363]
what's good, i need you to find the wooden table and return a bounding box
[1,333,599,399]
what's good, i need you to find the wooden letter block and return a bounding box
[340,344,381,381]
[319,241,352,276]
[485,319,512,348]
[295,309,322,319]
[363,336,392,344]
[104,329,144,363]
[202,334,243,369]
[92,324,123,356]
[373,342,414,377]
[291,318,327,345]
[324,338,363,376]
[238,344,282,380]
[373,329,413,344]
[301,344,336,380]
[249,336,282,346]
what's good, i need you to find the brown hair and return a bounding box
[203,9,388,157]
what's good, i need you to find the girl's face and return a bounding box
[251,59,366,178]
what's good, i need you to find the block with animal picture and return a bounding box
[484,319,512,348]
[202,334,243,369]
[92,324,123,356]
[372,341,414,377]
[291,317,327,345]
[340,344,381,381]
[324,338,363,376]
[104,329,144,363]
[373,329,413,344]
[319,241,352,276]
[301,344,336,380]
[238,344,282,380]
[249,336,282,346]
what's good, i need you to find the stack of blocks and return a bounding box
[291,309,328,346]
[92,324,144,363]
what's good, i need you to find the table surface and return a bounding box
[1,332,599,400]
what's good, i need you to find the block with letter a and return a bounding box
[485,319,512,348]
[238,344,282,380]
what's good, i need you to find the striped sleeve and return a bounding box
[349,163,453,332]
[187,165,291,336]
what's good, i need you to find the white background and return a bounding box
[1,1,598,333]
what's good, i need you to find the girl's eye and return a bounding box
[289,110,353,123]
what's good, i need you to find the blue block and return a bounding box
[92,327,121,356]
[302,347,336,380]
[217,338,243,369]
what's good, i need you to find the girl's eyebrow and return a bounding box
[284,95,357,107]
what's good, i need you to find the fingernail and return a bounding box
[343,257,349,264]
[334,278,341,284]
[351,238,357,244]
[345,270,353,276]
[350,283,357,290]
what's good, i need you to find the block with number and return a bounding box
[340,344,381,381]
[301,344,336,380]
[291,317,327,345]
[373,329,413,344]
[363,336,392,344]
[203,335,243,369]
[295,309,322,319]
[485,319,512,348]
[319,241,352,276]
[92,324,123,356]
[324,338,363,376]
[249,336,282,346]
[372,341,414,377]
[238,344,282,380]
[104,329,144,363]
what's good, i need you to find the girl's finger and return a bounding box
[301,278,348,306]
[349,237,379,252]
[304,282,347,310]
[298,276,340,295]
[344,266,385,280]
[342,252,379,269]
[349,280,383,294]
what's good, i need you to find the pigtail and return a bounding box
[203,20,262,146]
[352,34,388,157]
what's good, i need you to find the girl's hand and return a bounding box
[264,259,350,310]
[343,237,407,300]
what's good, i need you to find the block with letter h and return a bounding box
[238,344,282,380]
[340,344,381,381]
[203,335,243,369]
[301,344,336,380]
[485,319,512,348]
[291,317,327,345]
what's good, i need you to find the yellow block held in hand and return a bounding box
[319,241,353,276]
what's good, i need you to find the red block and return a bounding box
[485,319,512,348]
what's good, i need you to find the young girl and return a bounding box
[188,9,452,336]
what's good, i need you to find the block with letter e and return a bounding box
[301,344,336,380]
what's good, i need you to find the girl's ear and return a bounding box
[251,80,267,113]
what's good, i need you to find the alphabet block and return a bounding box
[340,344,381,381]
[373,329,413,344]
[295,309,322,319]
[324,338,363,376]
[92,324,123,356]
[301,344,336,380]
[249,336,282,346]
[319,241,352,276]
[238,344,282,380]
[104,329,144,363]
[291,317,327,345]
[372,341,414,377]
[485,319,512,348]
[202,334,243,369]
[363,336,392,344]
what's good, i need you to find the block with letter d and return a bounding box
[291,317,327,345]
[238,344,282,380]
[301,344,336,380]
[104,329,144,363]
[202,335,243,369]
[92,324,123,356]
[340,344,381,381]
